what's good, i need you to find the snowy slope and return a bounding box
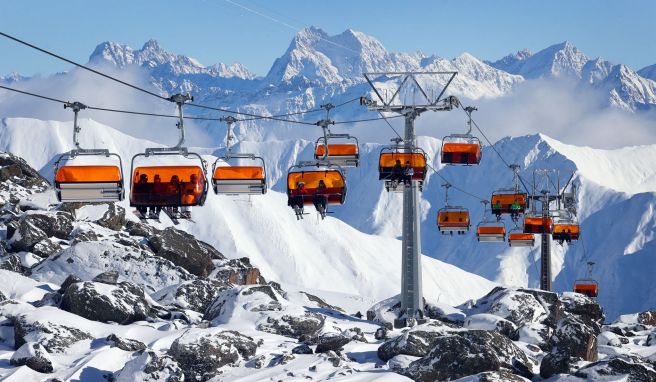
[1,116,655,321]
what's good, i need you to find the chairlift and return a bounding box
[54,102,125,203]
[490,165,528,220]
[441,106,481,165]
[379,138,427,192]
[211,116,267,195]
[313,102,360,167]
[287,161,346,220]
[573,262,599,298]
[523,214,554,234]
[508,232,535,247]
[476,201,506,242]
[553,220,580,244]
[129,94,208,220]
[437,183,470,235]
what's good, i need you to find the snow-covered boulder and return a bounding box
[461,287,553,327]
[378,320,459,361]
[106,333,147,352]
[147,227,221,277]
[153,279,229,314]
[60,281,151,324]
[168,329,258,381]
[0,152,49,191]
[540,314,600,378]
[9,342,53,373]
[31,238,63,258]
[452,370,531,382]
[257,312,325,339]
[69,202,126,231]
[92,270,120,285]
[315,332,351,353]
[574,354,656,381]
[464,313,517,337]
[0,254,23,273]
[114,350,184,382]
[11,315,93,353]
[403,330,533,382]
[212,257,265,285]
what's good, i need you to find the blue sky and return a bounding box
[1,0,655,76]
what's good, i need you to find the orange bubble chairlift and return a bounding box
[378,140,427,192]
[314,134,360,168]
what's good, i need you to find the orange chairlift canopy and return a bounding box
[441,135,482,165]
[379,151,427,181]
[573,280,598,298]
[508,232,535,247]
[54,153,125,203]
[287,167,346,205]
[476,223,506,242]
[553,223,580,242]
[437,207,471,233]
[315,143,359,158]
[491,191,528,215]
[524,215,554,234]
[55,165,122,183]
[130,165,207,207]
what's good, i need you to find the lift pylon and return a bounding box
[362,71,459,327]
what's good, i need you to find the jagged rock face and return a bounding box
[60,281,150,324]
[559,292,605,331]
[540,314,600,378]
[315,332,351,353]
[403,330,532,382]
[168,329,258,381]
[0,255,23,273]
[575,355,656,381]
[257,313,325,339]
[11,315,93,353]
[106,334,147,352]
[378,321,458,361]
[154,279,230,314]
[0,153,49,191]
[114,350,185,382]
[9,342,53,373]
[637,310,656,326]
[148,227,221,277]
[213,257,265,285]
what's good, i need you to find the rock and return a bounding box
[31,239,63,258]
[425,303,467,325]
[292,344,313,354]
[511,322,551,350]
[148,227,221,277]
[403,330,532,382]
[378,321,457,361]
[575,355,656,381]
[452,371,531,382]
[0,290,5,302]
[32,292,62,308]
[462,287,551,327]
[375,327,388,340]
[114,350,184,382]
[637,310,656,326]
[68,227,99,244]
[560,292,605,332]
[95,203,126,231]
[22,211,74,240]
[213,257,265,285]
[464,313,518,337]
[106,334,147,352]
[300,291,344,312]
[92,270,119,285]
[168,329,258,381]
[540,313,600,378]
[125,220,158,237]
[0,153,50,190]
[9,342,53,373]
[205,285,284,322]
[0,255,23,273]
[598,331,623,347]
[12,315,93,353]
[257,313,325,339]
[646,331,656,346]
[315,332,351,353]
[5,221,19,242]
[60,281,150,324]
[9,217,48,252]
[154,279,229,314]
[58,274,83,294]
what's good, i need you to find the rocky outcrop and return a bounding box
[31,238,63,258]
[574,355,656,381]
[9,211,73,252]
[148,227,221,277]
[92,270,119,284]
[0,153,49,190]
[315,332,351,353]
[168,329,258,381]
[9,342,53,373]
[257,313,325,339]
[540,314,600,378]
[204,284,284,322]
[106,334,147,352]
[114,350,184,382]
[213,257,265,285]
[60,281,150,324]
[403,330,533,382]
[0,255,23,273]
[378,322,457,361]
[11,315,93,353]
[637,310,656,326]
[155,279,229,314]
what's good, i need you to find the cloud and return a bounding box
[0,64,212,147]
[414,78,656,149]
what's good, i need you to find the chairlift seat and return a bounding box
[573,279,598,298]
[315,143,359,167]
[130,165,207,207]
[476,225,506,242]
[441,136,481,165]
[437,208,470,234]
[491,192,528,215]
[212,166,266,195]
[524,216,554,234]
[553,223,580,242]
[55,165,124,202]
[379,152,427,182]
[287,169,346,206]
[508,233,535,247]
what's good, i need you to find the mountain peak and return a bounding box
[141,39,162,52]
[637,63,656,81]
